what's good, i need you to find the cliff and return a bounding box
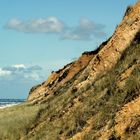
[28,2,140,104]
[0,1,140,140]
[25,2,140,139]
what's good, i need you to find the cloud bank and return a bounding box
[5,17,106,40]
[0,64,44,81]
[62,18,106,40]
[5,17,64,33]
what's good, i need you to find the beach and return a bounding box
[0,99,25,109]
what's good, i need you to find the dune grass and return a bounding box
[0,102,45,140]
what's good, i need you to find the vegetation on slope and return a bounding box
[0,33,139,140]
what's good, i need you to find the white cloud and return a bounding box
[0,64,44,81]
[12,64,26,69]
[5,17,106,41]
[0,68,11,77]
[62,18,106,40]
[5,17,64,33]
[24,73,40,81]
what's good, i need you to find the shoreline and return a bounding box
[0,99,25,109]
[0,103,19,109]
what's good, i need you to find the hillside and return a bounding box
[0,1,140,140]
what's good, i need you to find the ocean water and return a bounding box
[0,99,25,109]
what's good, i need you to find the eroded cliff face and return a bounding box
[28,2,140,103]
[25,2,140,140]
[28,51,95,101]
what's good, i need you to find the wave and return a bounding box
[0,99,25,109]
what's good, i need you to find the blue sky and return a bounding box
[0,0,137,99]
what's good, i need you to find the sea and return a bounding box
[0,99,25,109]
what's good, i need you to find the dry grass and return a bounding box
[0,103,45,140]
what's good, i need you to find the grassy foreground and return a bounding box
[0,103,46,140]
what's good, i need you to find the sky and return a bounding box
[0,0,137,99]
